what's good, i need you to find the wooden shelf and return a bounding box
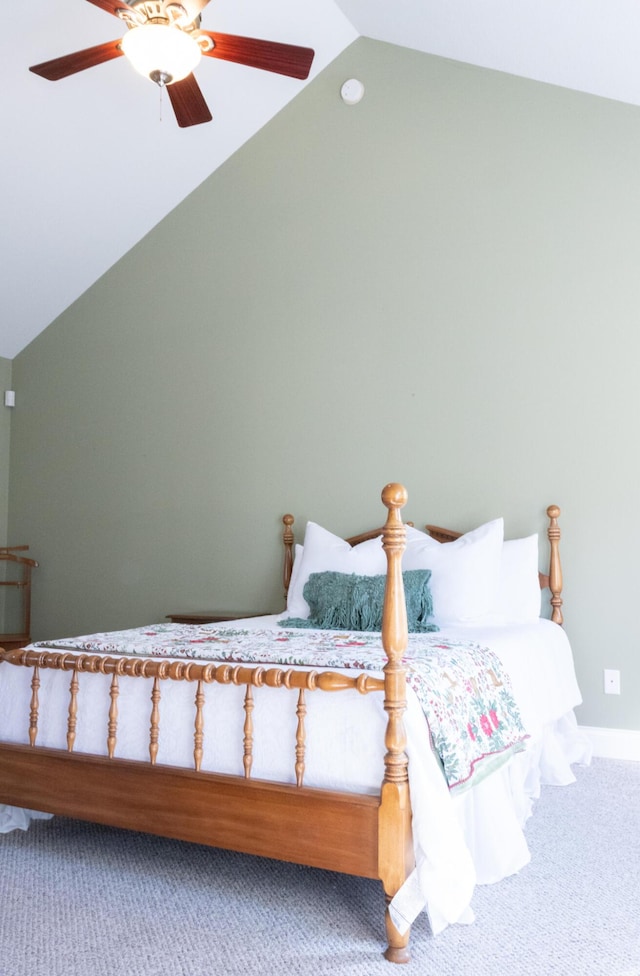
[0,546,37,648]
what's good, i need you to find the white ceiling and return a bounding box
[4,0,640,359]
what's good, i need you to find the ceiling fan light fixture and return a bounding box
[121,24,201,85]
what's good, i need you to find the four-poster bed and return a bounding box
[0,483,583,963]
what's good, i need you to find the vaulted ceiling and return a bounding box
[4,0,640,359]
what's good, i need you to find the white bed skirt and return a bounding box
[0,805,52,833]
[388,709,591,934]
[455,711,591,886]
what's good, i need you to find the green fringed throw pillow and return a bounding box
[280,569,438,632]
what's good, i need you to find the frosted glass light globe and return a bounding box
[121,24,201,85]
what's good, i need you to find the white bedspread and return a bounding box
[0,615,590,936]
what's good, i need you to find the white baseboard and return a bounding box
[580,725,640,762]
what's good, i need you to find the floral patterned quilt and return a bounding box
[34,624,529,794]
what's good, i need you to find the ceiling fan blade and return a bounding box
[166,73,212,127]
[84,0,130,17]
[201,32,314,80]
[30,40,124,81]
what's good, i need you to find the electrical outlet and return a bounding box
[604,669,621,695]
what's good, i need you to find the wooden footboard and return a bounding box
[0,483,414,963]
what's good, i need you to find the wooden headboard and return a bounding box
[281,505,563,625]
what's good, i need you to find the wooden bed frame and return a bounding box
[0,484,563,963]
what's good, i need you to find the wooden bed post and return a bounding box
[378,483,412,964]
[282,514,295,599]
[547,505,563,625]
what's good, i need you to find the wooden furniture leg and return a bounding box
[379,483,412,963]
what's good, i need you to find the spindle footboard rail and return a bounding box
[3,646,386,783]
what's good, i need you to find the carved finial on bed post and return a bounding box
[547,505,563,626]
[282,514,295,601]
[379,483,412,964]
[381,484,409,670]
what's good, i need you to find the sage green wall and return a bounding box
[8,39,640,731]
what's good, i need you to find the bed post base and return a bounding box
[383,904,411,965]
[379,778,413,963]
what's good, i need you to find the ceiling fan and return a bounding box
[29,0,315,128]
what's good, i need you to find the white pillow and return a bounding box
[492,534,541,622]
[285,522,386,619]
[403,518,504,624]
[285,544,305,613]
